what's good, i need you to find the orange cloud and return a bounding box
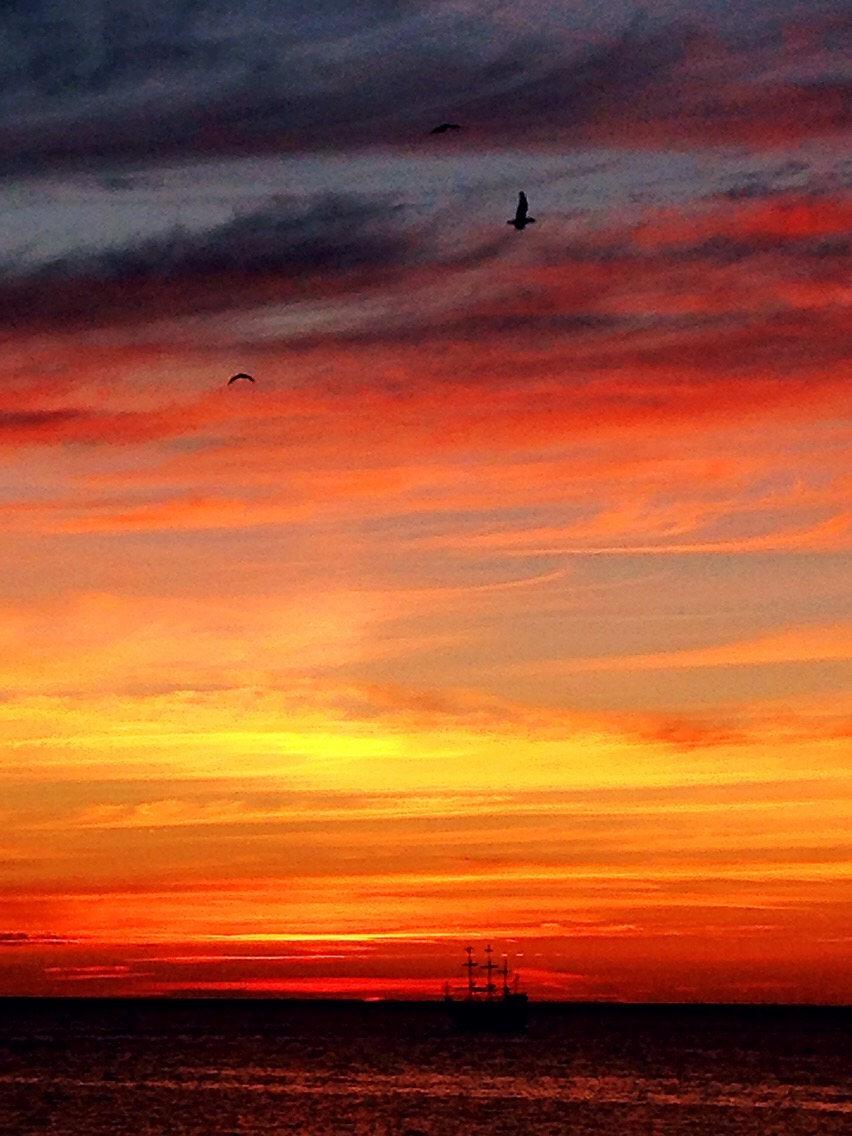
[633,196,852,248]
[525,624,852,675]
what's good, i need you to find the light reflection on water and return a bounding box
[1,1001,850,1135]
[4,1069,851,1111]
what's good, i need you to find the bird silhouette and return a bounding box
[227,373,255,385]
[430,122,461,134]
[507,191,536,230]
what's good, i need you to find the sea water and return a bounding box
[1,1000,849,1135]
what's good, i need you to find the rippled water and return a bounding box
[1,1000,849,1135]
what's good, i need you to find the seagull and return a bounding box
[430,122,461,134]
[227,373,255,385]
[507,191,536,230]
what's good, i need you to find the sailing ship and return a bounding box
[444,944,529,1033]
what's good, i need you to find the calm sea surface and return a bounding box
[1,1000,849,1136]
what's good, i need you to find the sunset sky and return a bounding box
[1,0,850,1002]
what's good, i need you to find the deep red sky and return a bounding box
[1,0,850,1001]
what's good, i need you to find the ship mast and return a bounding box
[463,945,478,1000]
[483,943,497,1001]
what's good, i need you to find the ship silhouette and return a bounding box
[444,944,529,1033]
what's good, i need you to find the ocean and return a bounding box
[1,1000,849,1135]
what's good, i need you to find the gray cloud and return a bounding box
[0,193,419,330]
[41,194,412,279]
[2,1,847,168]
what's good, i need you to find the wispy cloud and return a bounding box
[520,623,852,674]
[0,193,420,337]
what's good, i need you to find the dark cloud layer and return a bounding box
[0,931,73,945]
[0,185,848,396]
[41,195,411,280]
[1,1,849,168]
[0,194,417,331]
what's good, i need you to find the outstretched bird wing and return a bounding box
[515,192,529,223]
[227,373,255,384]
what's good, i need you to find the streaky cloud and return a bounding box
[0,193,417,332]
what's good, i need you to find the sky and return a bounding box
[1,0,850,1002]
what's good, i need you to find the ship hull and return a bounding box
[445,994,528,1034]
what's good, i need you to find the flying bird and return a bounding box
[507,191,536,230]
[227,373,255,385]
[430,122,461,134]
